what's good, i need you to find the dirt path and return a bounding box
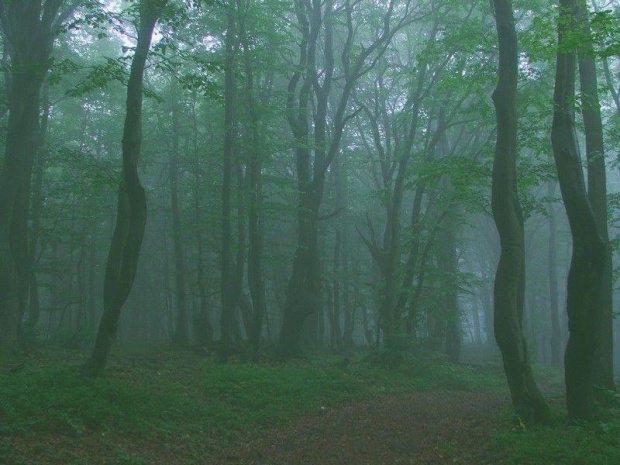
[211,391,510,465]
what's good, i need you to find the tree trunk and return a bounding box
[237,4,267,360]
[576,0,614,393]
[491,0,549,424]
[25,80,51,330]
[83,0,167,377]
[168,81,189,347]
[219,8,238,361]
[547,182,562,368]
[192,101,213,349]
[0,0,64,356]
[443,225,461,363]
[552,0,607,420]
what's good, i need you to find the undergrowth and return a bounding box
[491,414,620,465]
[0,348,596,464]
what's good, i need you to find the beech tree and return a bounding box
[83,0,169,377]
[490,0,549,424]
[0,0,77,356]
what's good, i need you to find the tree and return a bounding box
[552,0,608,420]
[236,0,269,360]
[83,0,169,377]
[0,0,75,356]
[490,0,549,424]
[279,0,415,357]
[168,79,190,347]
[575,0,614,394]
[219,4,238,361]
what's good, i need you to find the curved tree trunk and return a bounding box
[576,0,614,393]
[552,0,607,420]
[490,0,549,425]
[83,0,167,378]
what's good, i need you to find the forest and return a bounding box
[0,0,619,463]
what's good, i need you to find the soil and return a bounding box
[209,390,510,465]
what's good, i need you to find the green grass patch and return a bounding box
[491,413,620,464]
[0,352,506,440]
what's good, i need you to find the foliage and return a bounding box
[0,352,510,462]
[491,414,620,465]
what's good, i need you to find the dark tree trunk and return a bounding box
[332,229,344,352]
[87,230,98,332]
[25,80,51,330]
[233,165,248,345]
[237,4,267,360]
[279,0,404,356]
[547,182,561,368]
[576,0,615,393]
[168,81,189,347]
[552,0,607,420]
[82,0,167,377]
[219,8,238,361]
[443,225,461,363]
[278,0,323,357]
[192,100,213,349]
[491,0,549,424]
[0,0,65,356]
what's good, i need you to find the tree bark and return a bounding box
[576,0,614,393]
[552,0,607,419]
[25,80,51,330]
[237,2,267,360]
[443,224,461,363]
[168,81,190,347]
[83,0,167,377]
[491,0,549,424]
[547,182,562,368]
[0,0,65,356]
[279,0,406,356]
[219,7,238,361]
[191,99,213,349]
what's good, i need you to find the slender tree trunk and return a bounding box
[219,7,237,361]
[168,81,189,347]
[83,0,167,377]
[162,217,174,341]
[547,182,562,367]
[576,0,614,393]
[443,224,461,363]
[87,230,97,332]
[332,229,344,352]
[491,0,549,424]
[233,165,248,345]
[25,81,51,330]
[192,103,213,349]
[552,0,607,419]
[237,5,267,359]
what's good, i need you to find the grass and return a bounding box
[0,349,507,463]
[489,373,620,465]
[0,349,617,464]
[491,415,620,465]
[0,351,505,438]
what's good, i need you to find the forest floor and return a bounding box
[0,348,618,464]
[208,390,508,464]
